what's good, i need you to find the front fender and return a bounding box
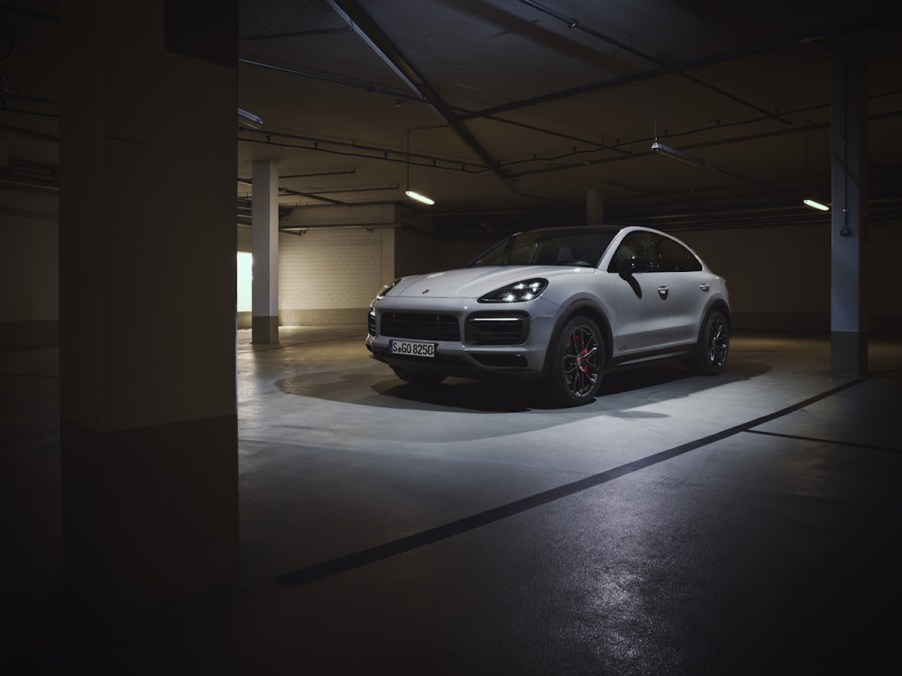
[542,297,614,373]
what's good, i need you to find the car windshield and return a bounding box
[468,228,618,268]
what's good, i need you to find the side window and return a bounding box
[657,236,703,272]
[608,231,659,273]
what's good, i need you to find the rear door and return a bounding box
[655,234,710,345]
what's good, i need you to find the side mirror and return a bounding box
[619,256,654,279]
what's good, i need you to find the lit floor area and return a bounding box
[3,328,902,674]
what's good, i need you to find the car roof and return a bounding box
[509,224,646,238]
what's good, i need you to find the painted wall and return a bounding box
[1,208,898,348]
[681,219,900,334]
[277,228,391,326]
[679,224,831,332]
[865,218,902,335]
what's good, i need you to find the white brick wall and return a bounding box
[279,228,387,313]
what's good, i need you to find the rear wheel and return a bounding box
[391,366,446,386]
[694,310,730,374]
[545,316,604,406]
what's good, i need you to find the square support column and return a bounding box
[830,55,869,377]
[60,0,239,613]
[252,159,279,343]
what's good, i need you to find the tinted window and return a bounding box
[608,231,659,273]
[657,236,702,272]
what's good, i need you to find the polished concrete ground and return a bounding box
[2,328,901,674]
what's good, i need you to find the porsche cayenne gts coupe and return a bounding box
[366,225,730,406]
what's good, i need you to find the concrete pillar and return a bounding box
[59,0,239,613]
[830,55,868,377]
[586,189,604,225]
[252,159,279,343]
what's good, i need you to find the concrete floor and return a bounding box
[2,327,901,674]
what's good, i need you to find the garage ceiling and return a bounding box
[237,0,902,234]
[1,2,900,235]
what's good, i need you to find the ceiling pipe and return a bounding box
[238,128,488,173]
[277,186,346,205]
[237,106,901,188]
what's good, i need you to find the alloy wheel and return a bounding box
[563,325,600,398]
[706,314,729,370]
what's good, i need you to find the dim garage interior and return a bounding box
[2,0,902,673]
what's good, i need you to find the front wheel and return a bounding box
[545,316,604,406]
[694,310,730,375]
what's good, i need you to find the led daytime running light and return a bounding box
[479,278,548,303]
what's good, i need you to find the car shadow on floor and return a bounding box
[277,356,771,414]
[376,358,770,412]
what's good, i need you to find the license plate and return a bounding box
[390,339,436,358]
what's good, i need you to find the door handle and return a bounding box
[657,286,670,299]
[698,283,710,292]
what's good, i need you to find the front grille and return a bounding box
[380,312,461,341]
[367,310,376,336]
[465,313,529,345]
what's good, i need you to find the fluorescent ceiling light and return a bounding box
[238,108,264,128]
[405,189,435,206]
[651,141,705,167]
[803,199,830,211]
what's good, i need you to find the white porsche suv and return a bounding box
[366,225,730,406]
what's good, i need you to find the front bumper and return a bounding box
[366,297,559,378]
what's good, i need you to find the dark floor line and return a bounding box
[275,378,865,588]
[744,428,901,453]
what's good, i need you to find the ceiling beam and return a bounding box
[325,0,515,191]
[244,26,352,41]
[466,6,902,121]
[516,0,792,126]
[238,55,624,152]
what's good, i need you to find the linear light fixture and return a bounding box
[651,141,705,167]
[404,189,435,205]
[803,199,830,212]
[238,108,264,128]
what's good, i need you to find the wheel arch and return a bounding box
[543,299,613,373]
[704,299,732,328]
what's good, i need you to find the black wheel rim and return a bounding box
[563,326,600,398]
[707,317,729,368]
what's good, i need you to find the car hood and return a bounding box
[387,265,595,299]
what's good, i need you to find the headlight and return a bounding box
[375,278,401,300]
[478,278,547,303]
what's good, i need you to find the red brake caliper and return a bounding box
[574,333,586,373]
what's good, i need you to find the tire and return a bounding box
[391,366,446,386]
[694,310,730,375]
[545,316,604,406]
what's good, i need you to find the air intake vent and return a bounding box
[380,313,460,341]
